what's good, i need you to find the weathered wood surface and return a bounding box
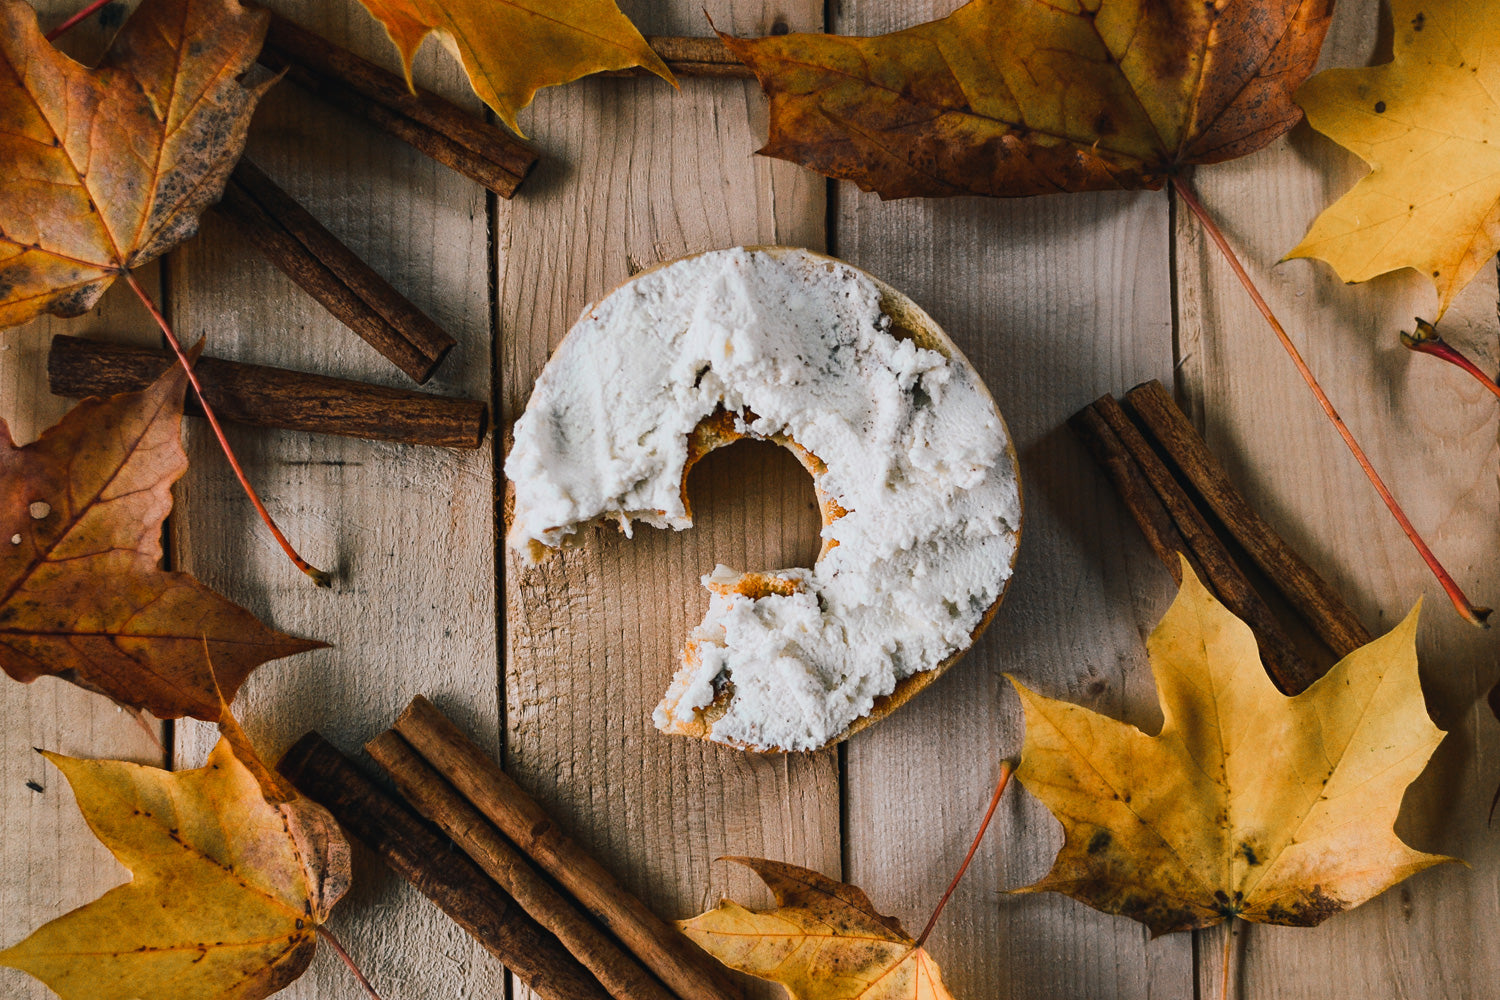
[498,7,837,1000]
[1,1,1495,999]
[1175,7,1500,997]
[832,6,1190,998]
[0,14,166,1000]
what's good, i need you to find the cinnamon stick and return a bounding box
[599,37,755,78]
[48,336,487,449]
[393,695,741,1000]
[1077,395,1316,694]
[260,13,538,197]
[367,731,677,1000]
[276,733,612,1000]
[1122,380,1372,658]
[216,160,455,383]
[1069,403,1202,583]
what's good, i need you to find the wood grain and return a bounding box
[4,3,1495,1000]
[497,4,835,1000]
[0,11,167,1000]
[1174,3,1500,996]
[167,4,500,999]
[831,4,1194,997]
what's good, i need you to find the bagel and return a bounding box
[507,247,1022,752]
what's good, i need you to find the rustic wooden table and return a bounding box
[3,1,1498,998]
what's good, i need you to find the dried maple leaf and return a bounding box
[679,858,955,1000]
[0,0,271,329]
[0,709,351,1000]
[0,354,324,721]
[1011,561,1453,935]
[721,0,1333,199]
[355,0,674,134]
[1288,0,1499,318]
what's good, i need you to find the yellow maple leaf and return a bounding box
[1288,0,1500,318]
[355,0,674,134]
[1011,561,1453,936]
[0,711,350,1000]
[680,858,954,1000]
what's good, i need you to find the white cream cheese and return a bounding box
[507,247,1020,751]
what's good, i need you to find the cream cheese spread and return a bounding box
[506,247,1020,751]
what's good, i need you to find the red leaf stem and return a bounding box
[44,0,113,40]
[316,925,385,1000]
[124,272,330,586]
[1402,320,1500,402]
[915,760,1013,949]
[1172,177,1489,628]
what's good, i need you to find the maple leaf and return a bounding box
[0,353,324,721]
[1011,561,1453,936]
[1287,0,1500,318]
[354,0,674,135]
[0,709,351,1000]
[0,0,272,329]
[679,858,955,1000]
[721,0,1334,200]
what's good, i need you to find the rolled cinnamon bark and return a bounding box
[48,336,487,449]
[276,733,611,1000]
[217,160,455,383]
[260,13,538,196]
[1122,380,1371,658]
[1077,394,1316,694]
[393,696,742,1000]
[367,731,677,1000]
[601,37,755,78]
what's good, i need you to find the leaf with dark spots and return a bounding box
[0,0,271,329]
[0,355,323,721]
[1289,0,1500,318]
[680,857,955,1000]
[0,709,350,1000]
[721,0,1334,199]
[1011,561,1453,936]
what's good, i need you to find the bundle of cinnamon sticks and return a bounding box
[277,696,739,1000]
[1071,380,1372,694]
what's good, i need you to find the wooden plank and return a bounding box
[831,3,1194,997]
[0,8,165,998]
[498,4,836,999]
[0,292,170,1000]
[167,4,499,998]
[1175,2,1500,996]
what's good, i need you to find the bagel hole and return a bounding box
[684,439,822,575]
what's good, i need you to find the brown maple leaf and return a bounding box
[722,0,1333,199]
[0,355,324,721]
[0,0,271,328]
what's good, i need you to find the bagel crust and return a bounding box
[507,248,1021,751]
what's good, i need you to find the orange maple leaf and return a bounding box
[0,356,324,720]
[0,0,271,328]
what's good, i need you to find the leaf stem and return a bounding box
[44,0,114,41]
[316,925,385,1000]
[123,271,330,586]
[1401,320,1500,401]
[1220,916,1236,1000]
[914,760,1013,949]
[1172,177,1489,628]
